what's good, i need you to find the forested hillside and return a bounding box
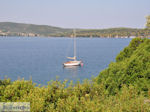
[0,22,71,37]
[0,22,150,37]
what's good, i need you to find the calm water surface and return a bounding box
[0,37,131,85]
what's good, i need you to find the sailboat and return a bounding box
[63,30,83,67]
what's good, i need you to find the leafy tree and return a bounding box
[146,15,150,29]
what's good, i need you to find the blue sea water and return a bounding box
[0,37,131,85]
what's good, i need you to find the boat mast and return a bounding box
[73,29,76,60]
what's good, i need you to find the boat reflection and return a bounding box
[63,66,81,78]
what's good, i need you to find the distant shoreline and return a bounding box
[0,22,150,38]
[0,35,136,38]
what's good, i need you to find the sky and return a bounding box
[0,0,150,29]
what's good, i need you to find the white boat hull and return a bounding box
[63,61,82,66]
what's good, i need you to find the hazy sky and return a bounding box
[0,0,150,29]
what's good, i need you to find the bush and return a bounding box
[97,38,150,95]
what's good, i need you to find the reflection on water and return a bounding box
[63,66,81,78]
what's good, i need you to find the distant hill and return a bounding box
[0,22,72,37]
[0,22,149,37]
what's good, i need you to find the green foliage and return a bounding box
[0,79,34,102]
[146,15,150,29]
[116,38,145,62]
[0,79,150,112]
[97,38,150,95]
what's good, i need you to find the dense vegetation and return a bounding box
[0,79,150,112]
[0,38,150,111]
[97,38,150,95]
[0,22,150,37]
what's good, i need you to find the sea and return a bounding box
[0,37,131,85]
